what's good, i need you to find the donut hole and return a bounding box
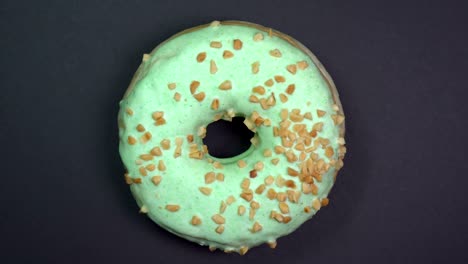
[203,117,255,159]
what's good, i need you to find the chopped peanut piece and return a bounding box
[286,64,297,74]
[269,49,282,57]
[252,61,260,74]
[223,50,234,59]
[210,41,222,48]
[191,216,202,225]
[165,204,180,212]
[199,187,212,196]
[219,80,232,90]
[196,52,206,62]
[233,39,243,50]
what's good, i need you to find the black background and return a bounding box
[1,0,468,263]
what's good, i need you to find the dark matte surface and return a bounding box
[1,0,468,263]
[204,117,255,158]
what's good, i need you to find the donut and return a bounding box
[118,20,346,254]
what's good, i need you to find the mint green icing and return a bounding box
[118,21,345,254]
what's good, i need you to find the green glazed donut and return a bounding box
[118,20,346,254]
